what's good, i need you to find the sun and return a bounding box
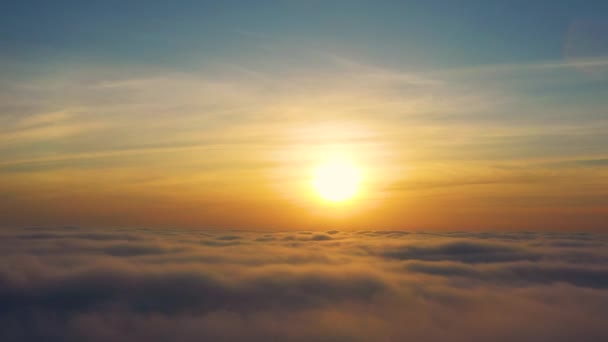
[313,160,361,202]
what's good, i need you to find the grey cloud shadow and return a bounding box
[407,261,608,289]
[376,240,541,263]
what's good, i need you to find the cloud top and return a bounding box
[0,227,607,341]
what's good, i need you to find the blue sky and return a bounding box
[3,0,607,68]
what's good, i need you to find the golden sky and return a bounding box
[1,58,607,230]
[1,2,608,230]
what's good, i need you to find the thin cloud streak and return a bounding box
[0,52,607,229]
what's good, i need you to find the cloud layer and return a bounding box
[1,227,607,341]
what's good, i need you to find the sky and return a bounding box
[1,0,608,230]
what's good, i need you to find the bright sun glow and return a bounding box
[313,160,361,202]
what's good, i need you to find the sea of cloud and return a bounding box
[1,227,607,341]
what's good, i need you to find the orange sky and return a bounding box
[1,5,608,230]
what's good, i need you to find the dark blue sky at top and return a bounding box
[2,0,607,71]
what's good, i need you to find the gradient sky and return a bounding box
[1,0,607,230]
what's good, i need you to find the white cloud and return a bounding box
[0,227,607,341]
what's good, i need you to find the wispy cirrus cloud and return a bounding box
[1,53,607,229]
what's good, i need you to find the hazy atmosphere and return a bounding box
[1,1,607,341]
